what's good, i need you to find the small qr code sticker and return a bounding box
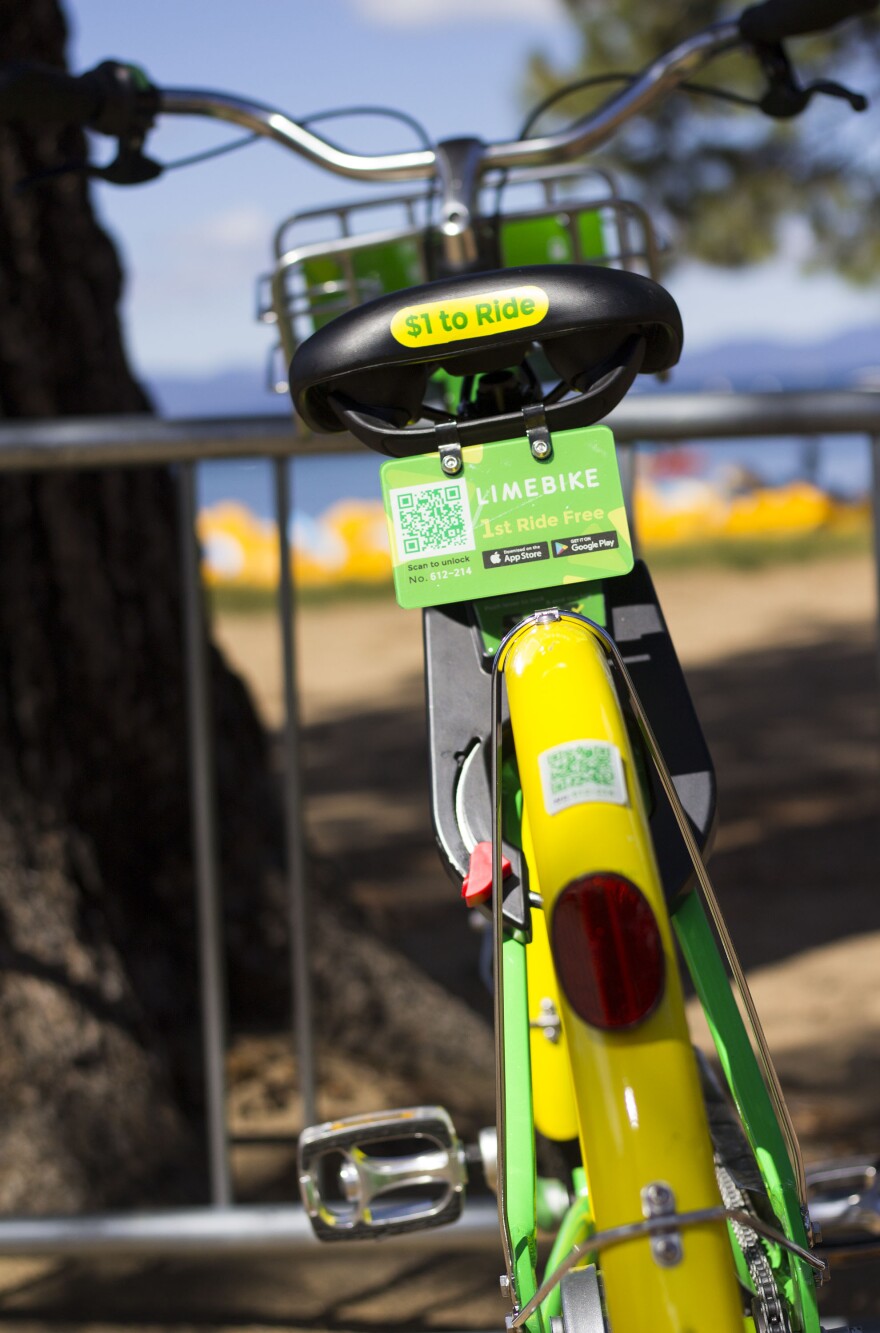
[538,739,628,814]
[390,478,475,560]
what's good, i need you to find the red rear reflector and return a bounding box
[551,874,665,1030]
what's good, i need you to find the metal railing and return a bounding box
[0,387,876,1256]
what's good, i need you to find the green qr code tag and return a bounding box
[538,739,628,814]
[380,425,633,610]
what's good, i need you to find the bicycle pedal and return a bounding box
[807,1158,880,1242]
[297,1106,467,1241]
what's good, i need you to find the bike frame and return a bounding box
[223,20,829,1312]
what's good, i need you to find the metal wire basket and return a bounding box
[258,164,664,395]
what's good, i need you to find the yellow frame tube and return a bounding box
[506,618,745,1333]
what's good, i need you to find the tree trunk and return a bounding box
[0,0,495,1215]
[0,0,291,1211]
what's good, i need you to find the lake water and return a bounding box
[197,435,872,524]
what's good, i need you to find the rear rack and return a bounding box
[257,163,664,394]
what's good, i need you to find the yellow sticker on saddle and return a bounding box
[389,284,548,348]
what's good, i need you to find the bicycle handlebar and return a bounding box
[482,24,740,172]
[160,23,741,186]
[0,1,874,190]
[740,0,878,45]
[159,89,434,183]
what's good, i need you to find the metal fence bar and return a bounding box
[618,438,637,550]
[872,436,880,696]
[274,457,317,1127]
[0,390,877,467]
[0,1199,502,1256]
[178,463,233,1208]
[609,390,880,442]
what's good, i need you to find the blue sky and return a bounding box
[65,0,879,381]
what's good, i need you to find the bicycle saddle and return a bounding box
[290,264,683,456]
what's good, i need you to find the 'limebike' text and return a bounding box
[475,466,599,505]
[476,466,605,538]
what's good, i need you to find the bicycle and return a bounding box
[2,1,877,1329]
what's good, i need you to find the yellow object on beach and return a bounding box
[198,478,867,590]
[198,498,392,589]
[197,502,280,588]
[636,478,864,547]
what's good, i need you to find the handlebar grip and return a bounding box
[0,61,102,126]
[740,0,877,44]
[0,60,155,137]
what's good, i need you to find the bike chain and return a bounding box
[715,1160,789,1333]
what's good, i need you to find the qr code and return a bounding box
[390,478,475,559]
[538,740,627,814]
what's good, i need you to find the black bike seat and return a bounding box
[290,264,682,439]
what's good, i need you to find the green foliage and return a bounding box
[523,4,880,279]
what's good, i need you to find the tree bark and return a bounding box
[0,0,291,1211]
